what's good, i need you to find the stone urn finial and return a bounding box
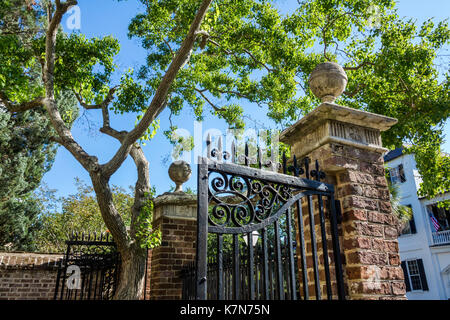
[309,62,348,103]
[168,160,192,193]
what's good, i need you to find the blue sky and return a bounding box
[42,0,450,199]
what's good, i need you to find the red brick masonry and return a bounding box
[0,252,63,300]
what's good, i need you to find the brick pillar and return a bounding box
[148,192,197,300]
[280,102,406,300]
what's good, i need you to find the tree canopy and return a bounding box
[0,0,80,250]
[34,179,135,253]
[126,0,449,201]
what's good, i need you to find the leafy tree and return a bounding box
[127,0,449,203]
[0,0,217,299]
[0,0,79,251]
[34,179,138,253]
[0,193,42,252]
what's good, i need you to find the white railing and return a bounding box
[432,230,450,245]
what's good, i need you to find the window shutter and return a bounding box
[401,261,411,292]
[417,259,429,291]
[409,209,417,234]
[399,164,406,182]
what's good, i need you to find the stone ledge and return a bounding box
[280,103,397,159]
[280,103,398,143]
[153,192,197,207]
[0,252,63,270]
[153,192,197,221]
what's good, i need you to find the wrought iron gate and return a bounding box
[54,232,120,300]
[191,137,345,300]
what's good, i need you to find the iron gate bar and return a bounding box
[274,220,284,300]
[196,158,209,300]
[217,234,224,300]
[262,227,269,299]
[295,199,309,300]
[285,207,297,300]
[232,234,240,299]
[307,194,321,300]
[247,232,255,300]
[330,197,346,300]
[312,159,333,300]
[55,243,72,300]
[318,194,333,299]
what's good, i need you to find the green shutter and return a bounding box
[417,259,429,291]
[399,164,406,182]
[401,261,411,292]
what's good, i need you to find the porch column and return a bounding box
[148,161,197,300]
[280,102,406,300]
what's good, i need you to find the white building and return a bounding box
[384,147,450,300]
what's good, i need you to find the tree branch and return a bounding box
[0,92,45,112]
[128,144,150,244]
[343,83,367,98]
[195,87,225,112]
[41,0,99,174]
[74,86,119,110]
[162,38,175,58]
[101,0,214,178]
[208,36,273,73]
[343,60,375,71]
[96,107,150,248]
[99,104,128,141]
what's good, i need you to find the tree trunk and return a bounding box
[90,169,149,300]
[114,244,147,300]
[35,0,214,301]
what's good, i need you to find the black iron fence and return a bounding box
[182,245,300,300]
[54,232,120,300]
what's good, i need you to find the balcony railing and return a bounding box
[432,229,450,246]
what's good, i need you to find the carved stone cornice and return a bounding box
[153,192,197,221]
[280,103,398,158]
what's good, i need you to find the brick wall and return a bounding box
[144,248,153,300]
[294,195,342,299]
[307,143,406,299]
[0,252,62,300]
[149,216,197,299]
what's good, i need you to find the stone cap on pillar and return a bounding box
[153,192,197,221]
[280,102,398,159]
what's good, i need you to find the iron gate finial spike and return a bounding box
[245,142,249,166]
[231,140,236,163]
[258,146,262,169]
[206,133,212,160]
[304,157,310,179]
[271,146,278,172]
[217,135,223,162]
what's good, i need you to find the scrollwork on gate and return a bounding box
[208,170,294,228]
[204,134,327,230]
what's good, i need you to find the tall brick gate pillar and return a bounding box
[280,102,407,300]
[148,192,197,299]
